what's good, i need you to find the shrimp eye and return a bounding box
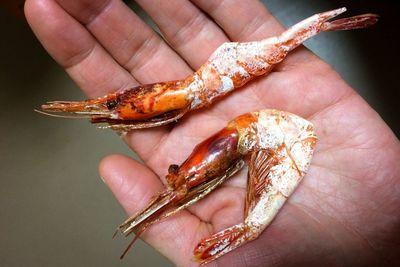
[106,99,119,110]
[168,164,179,174]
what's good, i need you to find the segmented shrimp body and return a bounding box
[40,8,377,132]
[116,109,317,264]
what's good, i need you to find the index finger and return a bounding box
[24,0,137,97]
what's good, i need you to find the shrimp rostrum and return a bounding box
[40,8,377,132]
[116,109,317,264]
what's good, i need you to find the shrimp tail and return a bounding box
[278,8,378,50]
[316,7,378,32]
[193,224,251,265]
[322,12,379,32]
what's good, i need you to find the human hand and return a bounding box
[25,0,400,266]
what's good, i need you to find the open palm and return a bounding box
[25,0,400,266]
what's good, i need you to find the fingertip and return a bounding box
[98,154,128,184]
[24,0,44,24]
[25,0,59,28]
[98,154,164,215]
[24,0,33,18]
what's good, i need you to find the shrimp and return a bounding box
[115,109,317,264]
[39,8,377,133]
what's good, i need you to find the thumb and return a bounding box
[99,154,210,266]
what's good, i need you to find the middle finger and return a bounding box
[135,0,229,69]
[55,0,193,83]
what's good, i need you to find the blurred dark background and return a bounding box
[0,1,398,267]
[267,0,400,137]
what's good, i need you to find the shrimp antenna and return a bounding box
[34,109,92,119]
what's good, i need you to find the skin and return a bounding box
[25,0,400,266]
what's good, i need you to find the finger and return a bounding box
[99,155,163,213]
[135,0,229,68]
[24,0,136,97]
[117,0,235,167]
[51,0,202,158]
[192,0,284,41]
[25,0,177,155]
[54,0,193,83]
[192,0,314,64]
[120,0,231,161]
[99,155,212,266]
